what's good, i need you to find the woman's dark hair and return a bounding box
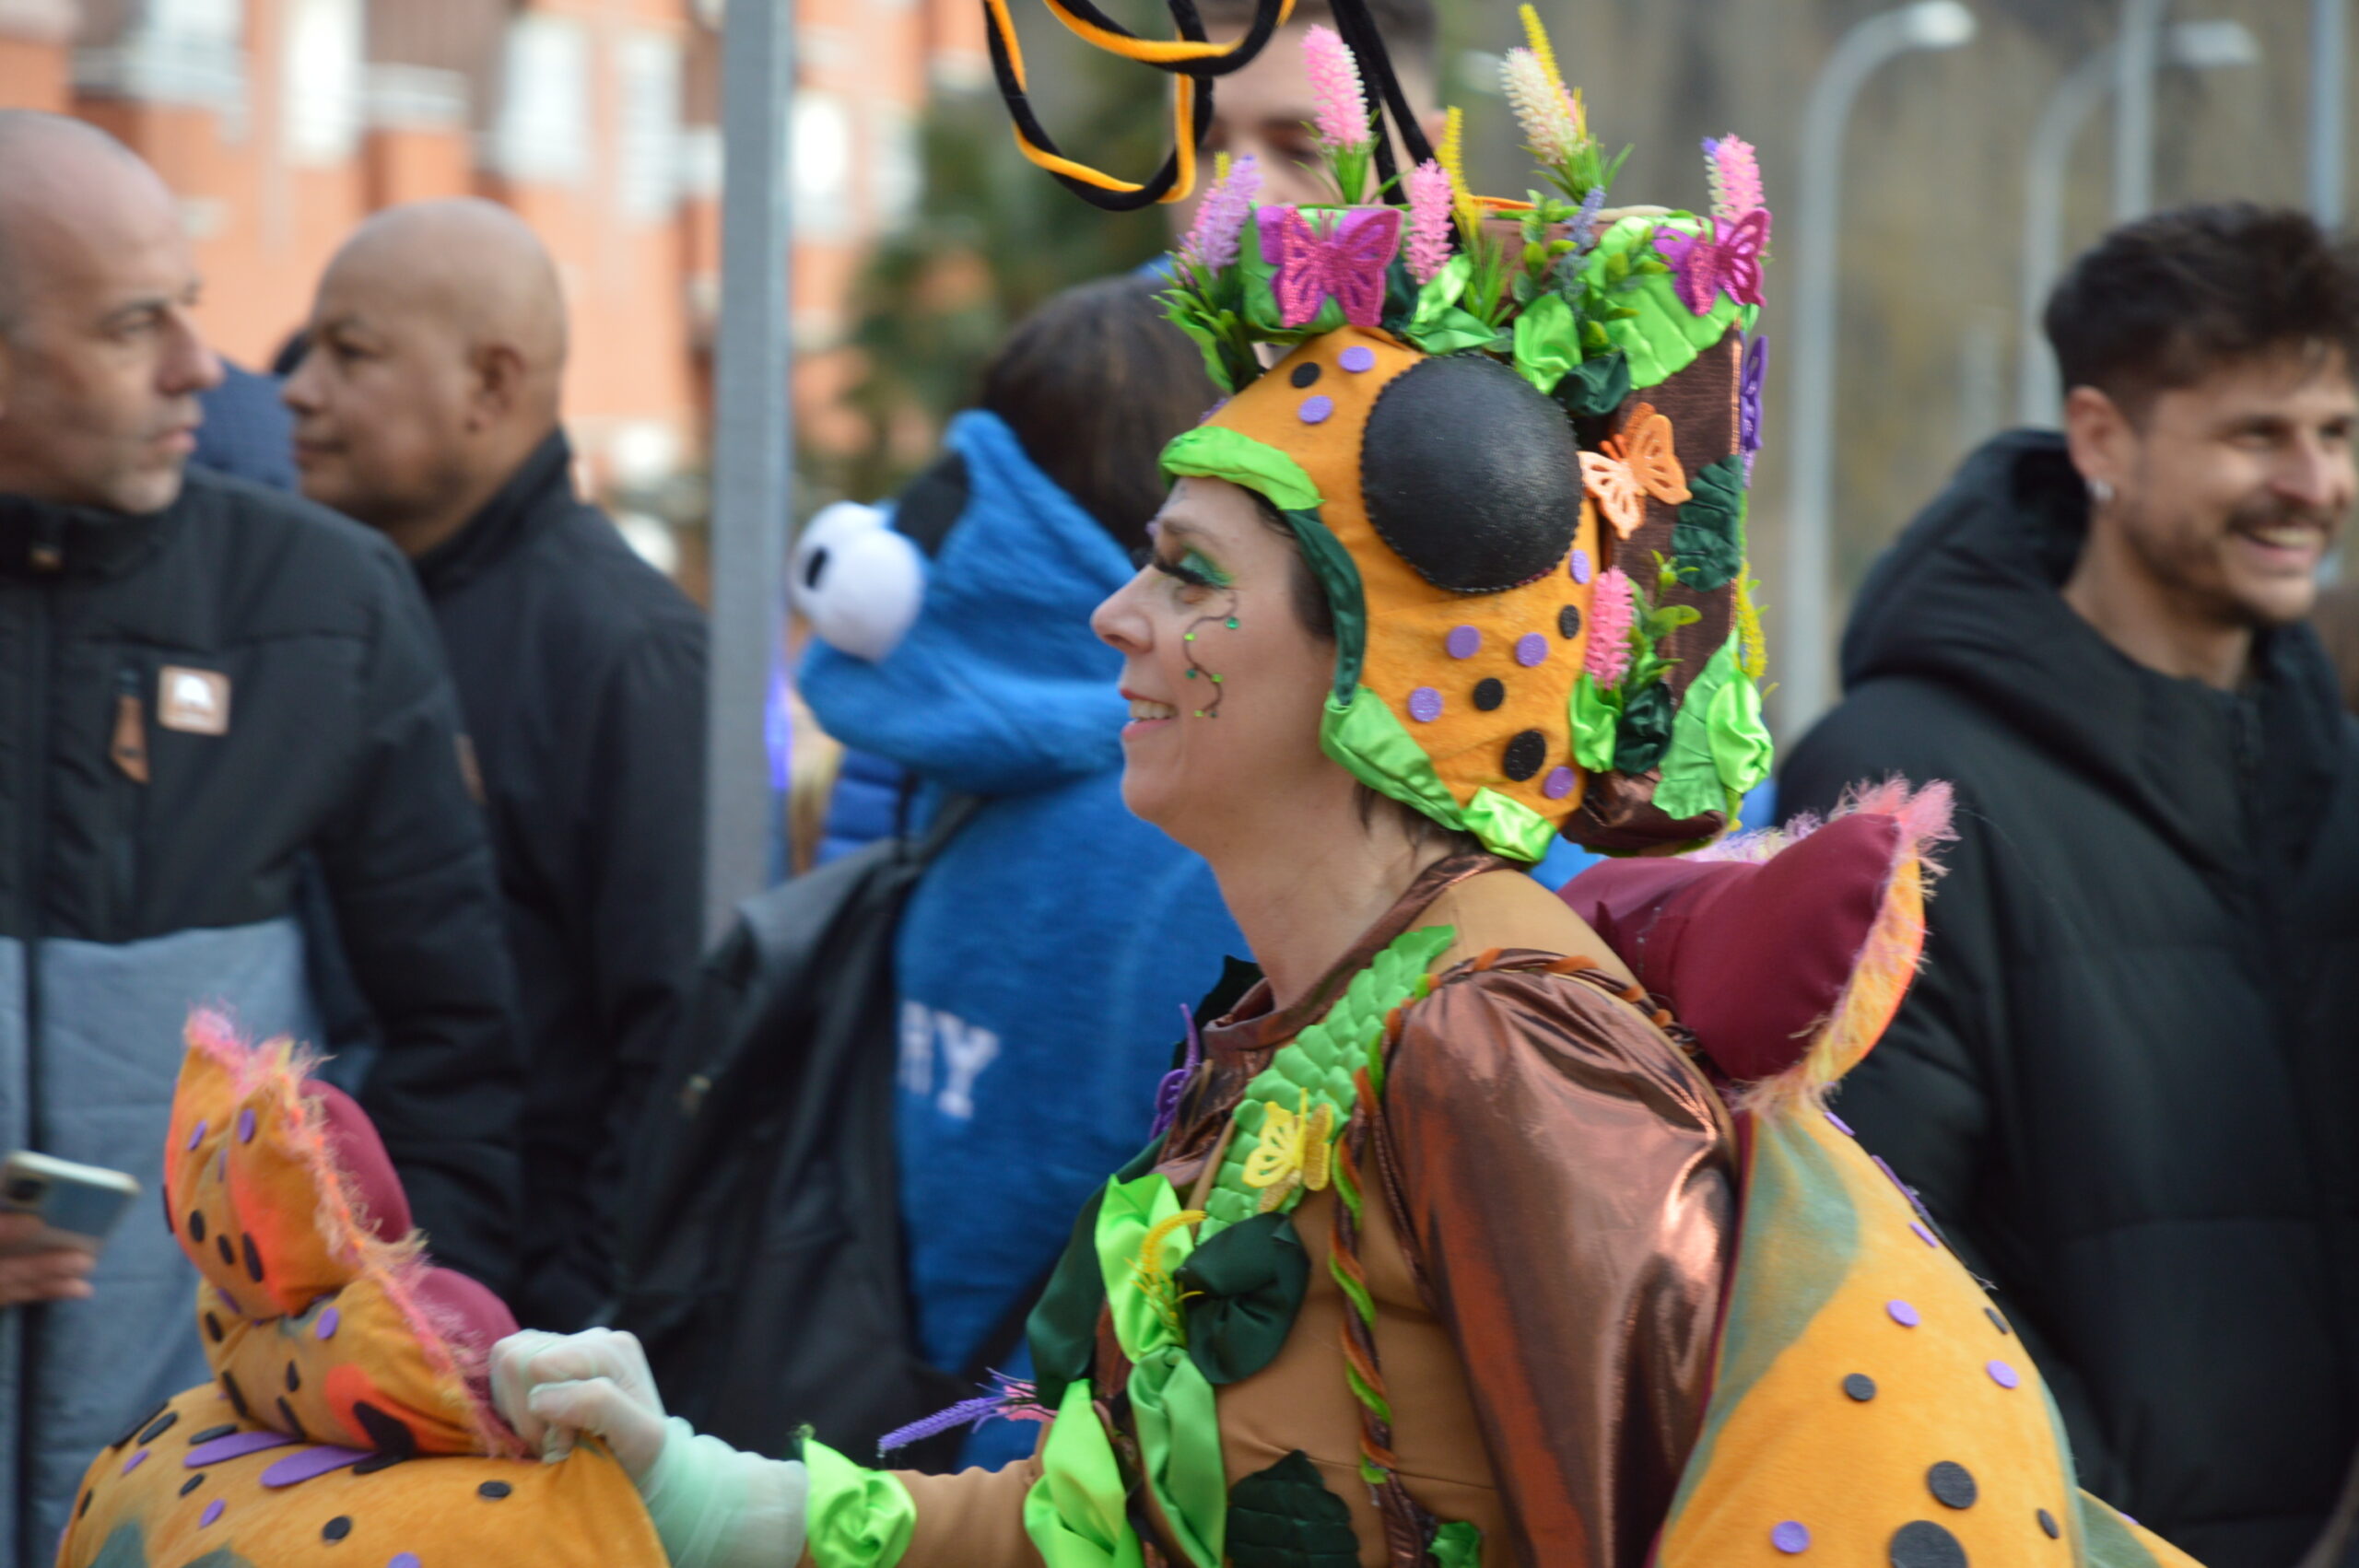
[1246,489,1488,858]
[2045,203,2359,419]
[980,275,1217,557]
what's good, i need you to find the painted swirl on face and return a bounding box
[1181,595,1241,718]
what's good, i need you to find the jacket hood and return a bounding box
[799,410,1134,796]
[1836,428,2344,874]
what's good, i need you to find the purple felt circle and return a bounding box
[199,1498,225,1527]
[262,1445,370,1489]
[1987,1359,2022,1389]
[1338,345,1377,372]
[1297,394,1334,425]
[1886,1299,1921,1328]
[1515,633,1549,667]
[1568,549,1592,585]
[1445,626,1481,660]
[1772,1520,1812,1554]
[1407,687,1444,723]
[186,1431,297,1469]
[185,1121,206,1152]
[392,1557,423,1568]
[236,1108,256,1144]
[315,1306,342,1340]
[1825,1110,1855,1136]
[121,1449,148,1476]
[1542,766,1577,800]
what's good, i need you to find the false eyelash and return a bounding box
[1151,553,1221,590]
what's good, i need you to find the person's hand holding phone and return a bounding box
[0,1213,94,1305]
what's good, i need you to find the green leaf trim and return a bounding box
[1028,1134,1168,1410]
[1461,787,1558,865]
[1570,673,1618,773]
[802,1439,919,1568]
[1319,686,1473,842]
[1160,426,1322,512]
[1177,1211,1310,1386]
[1510,291,1579,394]
[1613,680,1675,775]
[1575,216,1755,389]
[1285,508,1367,702]
[1652,639,1771,823]
[1226,1451,1359,1568]
[1554,351,1632,419]
[1671,455,1747,591]
[1429,1520,1485,1568]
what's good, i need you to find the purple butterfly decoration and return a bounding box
[1653,207,1770,315]
[1258,205,1401,328]
[1740,333,1767,482]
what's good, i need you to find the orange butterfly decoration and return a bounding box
[1579,403,1691,539]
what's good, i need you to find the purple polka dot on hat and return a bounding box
[1407,687,1443,723]
[1771,1520,1812,1554]
[1297,394,1334,425]
[1515,633,1548,667]
[391,1556,423,1568]
[1886,1299,1921,1328]
[1542,766,1577,800]
[1987,1359,2021,1389]
[185,1121,207,1152]
[1339,345,1376,372]
[122,1449,148,1476]
[1910,1221,1939,1248]
[315,1306,341,1340]
[199,1498,225,1527]
[1445,626,1481,660]
[237,1108,256,1144]
[1568,548,1592,584]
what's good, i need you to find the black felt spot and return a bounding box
[1890,1519,1968,1568]
[189,1426,237,1445]
[351,1400,417,1459]
[214,1235,234,1268]
[1473,677,1506,711]
[139,1411,179,1445]
[241,1233,264,1283]
[1843,1373,1877,1401]
[1986,1306,2013,1336]
[162,1188,175,1236]
[285,1361,301,1393]
[1290,361,1322,388]
[187,1210,205,1244]
[77,1489,92,1517]
[1558,604,1581,638]
[1361,355,1582,592]
[352,1451,407,1476]
[276,1397,310,1445]
[1929,1461,1978,1509]
[204,1313,223,1344]
[180,1475,205,1498]
[221,1373,249,1420]
[2037,1509,2060,1539]
[1503,730,1547,781]
[323,1515,353,1542]
[111,1400,170,1450]
[478,1480,513,1500]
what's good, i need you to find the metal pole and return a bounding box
[2315,0,2348,227]
[2021,46,2118,425]
[2112,0,2168,220]
[705,0,794,939]
[1782,1,1977,732]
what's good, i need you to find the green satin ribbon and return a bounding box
[1097,1174,1227,1568]
[1461,787,1557,864]
[1405,253,1497,357]
[802,1439,918,1568]
[1024,1380,1146,1568]
[1510,291,1579,394]
[1570,673,1618,773]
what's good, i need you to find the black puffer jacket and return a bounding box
[1781,430,2359,1568]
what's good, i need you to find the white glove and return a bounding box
[489,1328,671,1483]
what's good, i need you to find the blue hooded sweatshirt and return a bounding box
[799,411,1244,1467]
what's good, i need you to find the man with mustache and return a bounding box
[0,113,522,1559]
[1783,204,2359,1568]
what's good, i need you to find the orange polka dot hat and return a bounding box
[55,1014,663,1568]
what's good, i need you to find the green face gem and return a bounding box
[1226,617,1239,630]
[1210,673,1224,683]
[1184,632,1197,642]
[1185,669,1198,679]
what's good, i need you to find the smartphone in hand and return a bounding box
[0,1152,140,1256]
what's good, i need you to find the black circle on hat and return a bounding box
[1361,356,1581,593]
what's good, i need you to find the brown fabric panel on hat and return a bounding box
[1611,330,1743,701]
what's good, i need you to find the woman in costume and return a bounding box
[338,9,2187,1568]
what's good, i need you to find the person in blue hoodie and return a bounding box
[794,275,1246,1469]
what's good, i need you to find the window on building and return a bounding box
[282,0,363,167]
[616,30,683,222]
[792,90,852,240]
[493,12,592,186]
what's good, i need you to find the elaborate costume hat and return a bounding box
[56,1016,663,1568]
[985,0,1774,856]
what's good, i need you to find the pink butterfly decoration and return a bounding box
[1257,205,1402,328]
[1653,207,1770,314]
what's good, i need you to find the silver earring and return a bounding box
[2089,478,2114,507]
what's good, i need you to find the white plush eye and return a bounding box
[790,500,925,662]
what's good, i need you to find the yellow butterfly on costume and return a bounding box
[1579,402,1691,539]
[1241,1089,1337,1213]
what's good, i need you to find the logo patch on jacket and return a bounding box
[158,666,230,735]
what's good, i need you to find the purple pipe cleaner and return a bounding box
[878,1372,1054,1456]
[1150,1001,1205,1139]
